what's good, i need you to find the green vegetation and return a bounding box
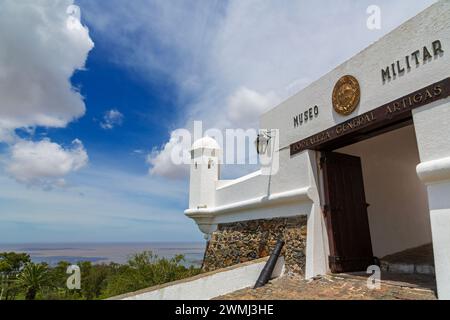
[0,251,201,300]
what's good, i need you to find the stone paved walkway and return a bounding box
[216,273,437,300]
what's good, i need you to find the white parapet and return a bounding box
[108,257,285,301]
[185,186,313,235]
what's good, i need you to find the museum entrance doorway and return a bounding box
[288,80,448,276]
[319,121,434,275]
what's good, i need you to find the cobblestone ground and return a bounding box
[216,273,437,300]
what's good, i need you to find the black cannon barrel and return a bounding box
[254,239,285,289]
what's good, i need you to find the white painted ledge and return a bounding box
[185,187,313,217]
[108,257,285,300]
[417,156,450,185]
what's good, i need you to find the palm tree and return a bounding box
[17,263,52,300]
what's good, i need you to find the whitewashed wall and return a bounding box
[110,257,285,301]
[415,98,450,300]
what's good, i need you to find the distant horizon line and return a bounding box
[0,241,205,245]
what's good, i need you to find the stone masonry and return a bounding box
[202,216,307,276]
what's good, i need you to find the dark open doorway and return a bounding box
[316,107,420,274]
[318,123,435,296]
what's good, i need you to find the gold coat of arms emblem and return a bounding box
[332,75,360,116]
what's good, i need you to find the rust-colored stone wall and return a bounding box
[202,216,307,276]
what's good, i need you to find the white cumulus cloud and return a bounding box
[0,0,94,187]
[147,131,190,180]
[100,109,124,130]
[0,0,94,135]
[227,87,279,129]
[6,139,88,188]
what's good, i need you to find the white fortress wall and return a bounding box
[257,0,450,284]
[187,1,450,298]
[111,257,285,301]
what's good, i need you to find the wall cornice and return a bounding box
[417,156,450,185]
[185,187,314,235]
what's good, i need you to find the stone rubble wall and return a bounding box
[202,216,307,276]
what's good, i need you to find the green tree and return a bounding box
[78,261,109,300]
[0,252,31,300]
[2,251,201,300]
[45,261,79,300]
[0,252,31,273]
[103,251,200,297]
[17,263,53,300]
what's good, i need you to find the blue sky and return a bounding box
[55,36,177,173]
[0,0,436,243]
